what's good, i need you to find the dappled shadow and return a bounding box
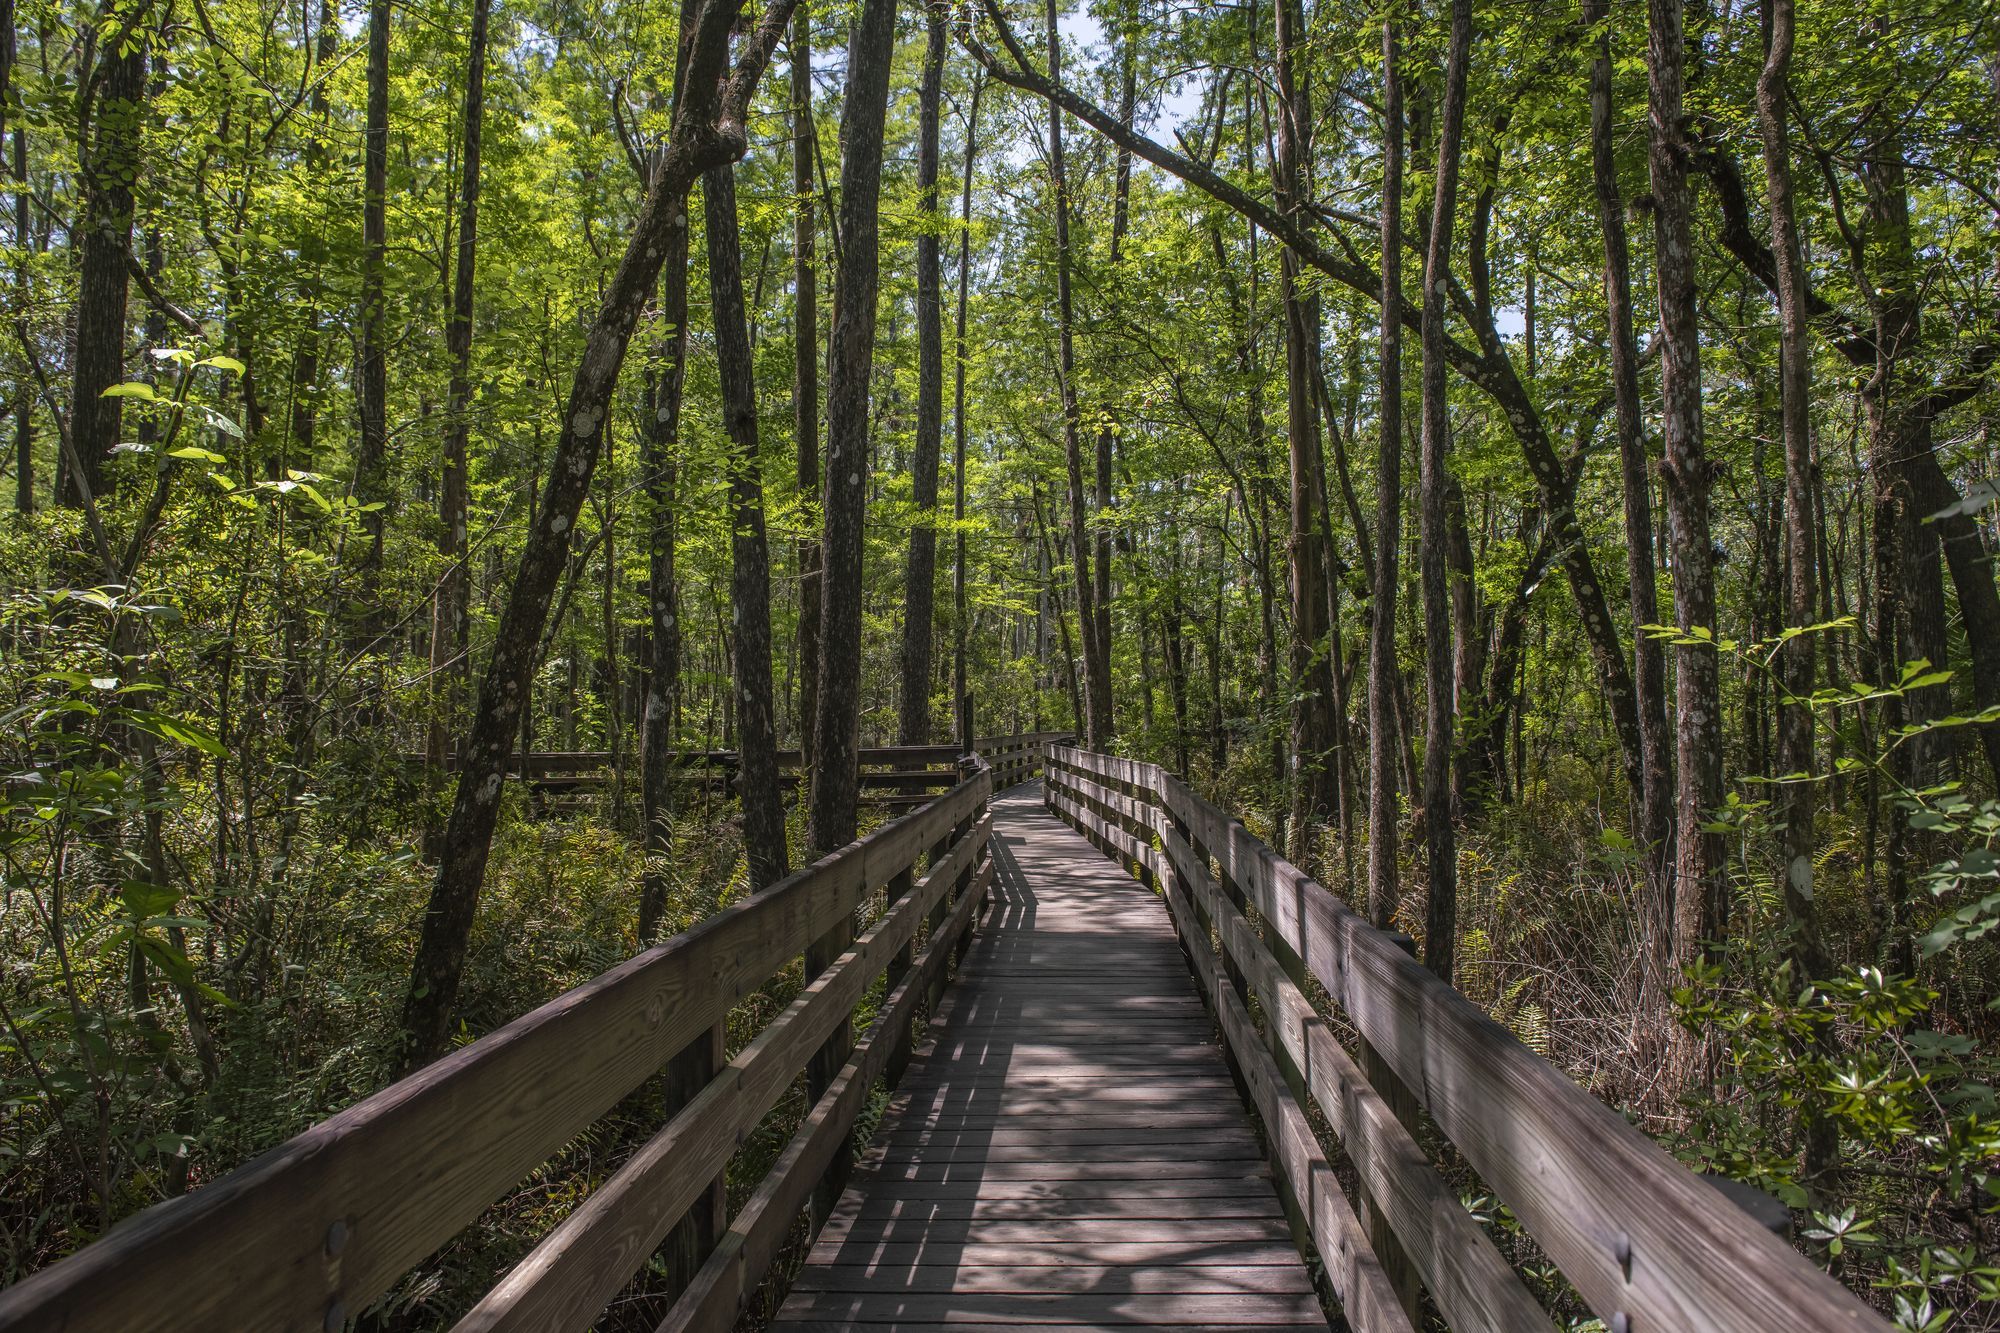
[771,781,1328,1330]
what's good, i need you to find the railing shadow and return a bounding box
[785,781,1324,1329]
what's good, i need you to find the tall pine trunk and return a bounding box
[1648,0,1724,1085]
[1585,0,1676,1068]
[1368,11,1405,931]
[1417,0,1470,982]
[64,9,146,510]
[1274,0,1336,843]
[428,0,491,779]
[792,13,821,769]
[706,163,790,890]
[899,1,945,746]
[1041,0,1111,749]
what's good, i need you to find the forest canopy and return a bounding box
[2,0,1998,1326]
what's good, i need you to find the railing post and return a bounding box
[882,860,918,1085]
[803,918,854,1223]
[657,1022,725,1298]
[1356,929,1424,1321]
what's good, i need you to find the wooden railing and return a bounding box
[976,730,1072,790]
[407,736,1066,806]
[0,759,996,1333]
[1043,745,1890,1333]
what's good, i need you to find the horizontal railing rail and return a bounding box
[1043,745,1889,1333]
[400,735,1065,798]
[0,759,996,1333]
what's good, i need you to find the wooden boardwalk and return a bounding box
[771,781,1326,1331]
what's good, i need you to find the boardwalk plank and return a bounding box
[770,783,1326,1332]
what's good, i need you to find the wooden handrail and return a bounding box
[0,760,995,1333]
[1043,746,1891,1333]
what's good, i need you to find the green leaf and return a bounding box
[101,382,156,400]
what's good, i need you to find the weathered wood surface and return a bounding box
[771,782,1327,1332]
[0,765,989,1333]
[1044,746,1892,1333]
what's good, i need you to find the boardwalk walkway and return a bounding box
[771,781,1326,1331]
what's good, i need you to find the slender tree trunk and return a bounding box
[1755,0,1827,975]
[899,1,946,746]
[953,76,985,751]
[791,15,821,770]
[400,0,795,1070]
[64,8,146,510]
[706,163,790,890]
[1274,0,1335,843]
[1368,12,1405,931]
[1417,0,1470,983]
[353,0,391,601]
[1649,0,1723,1084]
[1585,0,1676,1069]
[1090,17,1135,714]
[6,0,29,512]
[805,0,897,1218]
[428,0,490,782]
[283,0,339,482]
[1041,0,1111,749]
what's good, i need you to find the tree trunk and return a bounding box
[353,0,391,601]
[7,0,30,512]
[953,75,985,752]
[400,0,795,1071]
[899,1,946,746]
[706,163,790,891]
[1755,0,1827,973]
[428,0,490,782]
[1649,0,1723,1084]
[1273,0,1335,844]
[791,14,822,771]
[1041,0,1112,749]
[1417,0,1470,984]
[64,9,146,510]
[1585,0,1676,1070]
[1368,12,1405,932]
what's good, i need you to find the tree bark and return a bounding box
[1274,0,1336,842]
[810,0,896,855]
[1368,12,1405,932]
[706,163,790,891]
[400,0,795,1071]
[899,0,946,746]
[64,6,147,510]
[1417,0,1470,984]
[353,0,391,600]
[1648,0,1723,1078]
[1585,0,1676,1075]
[1754,0,1827,972]
[953,75,985,751]
[7,0,30,512]
[1041,0,1111,750]
[791,13,821,769]
[428,0,490,780]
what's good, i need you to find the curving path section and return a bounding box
[770,781,1326,1331]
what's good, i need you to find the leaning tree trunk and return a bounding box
[706,162,790,891]
[400,0,797,1072]
[1368,10,1405,933]
[1417,0,1471,984]
[899,1,946,746]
